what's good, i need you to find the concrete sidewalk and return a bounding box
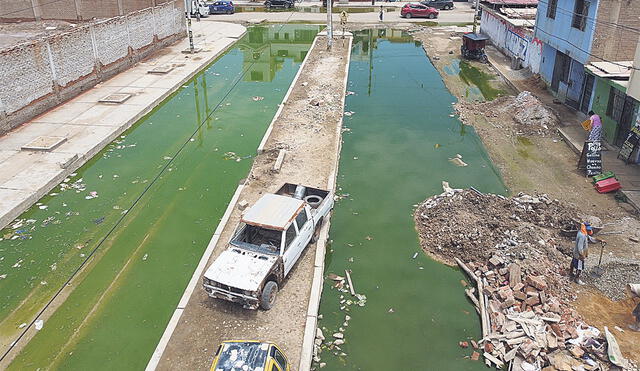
[0,21,247,230]
[485,44,640,211]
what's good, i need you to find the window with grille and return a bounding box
[572,0,589,31]
[547,0,557,19]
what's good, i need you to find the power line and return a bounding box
[0,14,302,364]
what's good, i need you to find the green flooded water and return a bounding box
[0,24,319,370]
[443,59,505,101]
[316,29,507,370]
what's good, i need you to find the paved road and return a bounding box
[204,2,476,24]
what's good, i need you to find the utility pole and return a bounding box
[327,0,333,50]
[185,0,195,53]
[472,0,479,33]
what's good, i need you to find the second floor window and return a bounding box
[572,0,589,31]
[547,0,557,19]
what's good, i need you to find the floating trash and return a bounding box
[252,96,264,101]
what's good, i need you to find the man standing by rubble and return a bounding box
[571,222,603,285]
[629,284,640,332]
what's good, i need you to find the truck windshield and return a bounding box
[230,223,281,255]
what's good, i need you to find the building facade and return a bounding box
[480,5,543,74]
[535,0,640,117]
[535,0,598,112]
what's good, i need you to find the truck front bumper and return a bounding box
[203,284,260,310]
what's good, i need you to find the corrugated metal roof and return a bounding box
[483,0,538,5]
[242,193,305,231]
[586,61,632,79]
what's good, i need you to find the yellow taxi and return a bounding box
[210,340,290,371]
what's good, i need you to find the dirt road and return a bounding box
[154,36,350,370]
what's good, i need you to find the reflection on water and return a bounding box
[239,25,321,82]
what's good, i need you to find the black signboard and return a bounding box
[618,126,640,164]
[578,141,602,177]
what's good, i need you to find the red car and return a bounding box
[401,3,439,18]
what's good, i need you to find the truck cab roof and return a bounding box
[241,193,305,231]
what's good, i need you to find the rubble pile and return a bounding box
[415,187,577,264]
[415,186,635,369]
[454,91,559,136]
[509,91,559,134]
[459,257,632,369]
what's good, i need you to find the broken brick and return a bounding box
[471,351,480,361]
[526,275,547,291]
[525,296,540,306]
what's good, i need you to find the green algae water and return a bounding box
[0,25,319,370]
[316,29,507,370]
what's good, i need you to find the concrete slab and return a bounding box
[98,93,133,104]
[31,102,96,124]
[0,21,248,230]
[68,104,145,127]
[21,136,67,151]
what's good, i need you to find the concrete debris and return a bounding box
[415,188,639,369]
[455,91,558,136]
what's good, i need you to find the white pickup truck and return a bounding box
[203,183,333,310]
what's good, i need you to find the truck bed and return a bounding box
[275,183,330,209]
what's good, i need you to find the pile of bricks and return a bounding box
[459,257,623,369]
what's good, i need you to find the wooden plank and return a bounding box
[345,269,356,296]
[483,352,505,368]
[273,149,286,172]
[455,257,478,282]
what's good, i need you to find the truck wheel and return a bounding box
[260,281,278,310]
[311,217,324,243]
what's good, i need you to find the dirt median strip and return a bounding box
[151,35,352,370]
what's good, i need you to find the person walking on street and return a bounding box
[588,110,602,142]
[379,6,384,21]
[570,222,603,285]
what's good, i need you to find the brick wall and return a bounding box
[0,1,185,133]
[0,0,178,21]
[590,0,640,62]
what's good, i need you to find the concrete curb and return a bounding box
[256,35,320,154]
[145,183,245,371]
[298,34,353,371]
[0,26,247,231]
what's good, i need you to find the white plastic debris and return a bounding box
[35,319,43,330]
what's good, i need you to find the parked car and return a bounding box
[203,183,333,310]
[420,0,453,10]
[189,0,210,16]
[401,3,439,18]
[265,0,294,9]
[209,1,235,14]
[210,341,290,371]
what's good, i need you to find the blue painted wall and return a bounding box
[540,43,556,83]
[535,0,599,64]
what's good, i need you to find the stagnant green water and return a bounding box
[0,25,319,370]
[316,29,507,370]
